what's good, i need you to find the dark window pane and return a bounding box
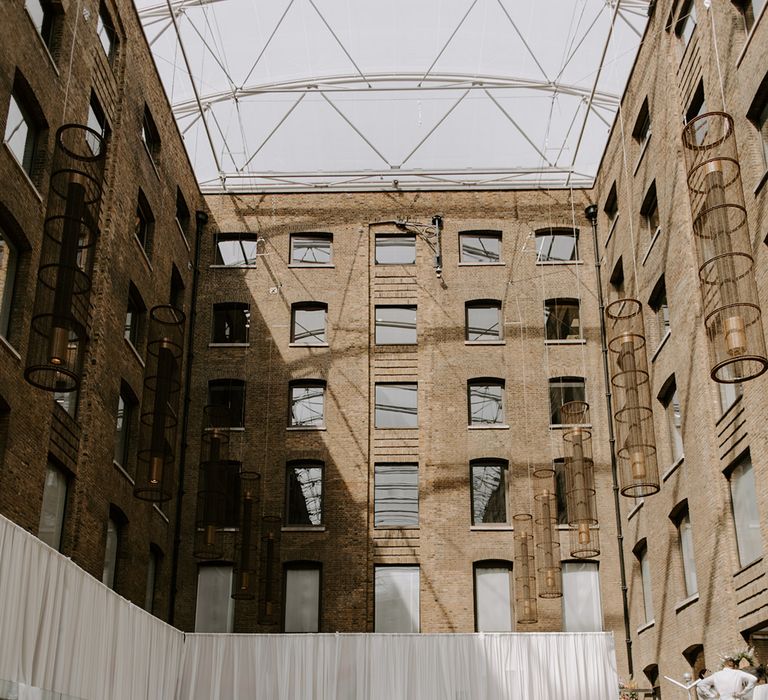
[375,383,417,428]
[471,462,507,524]
[548,377,586,424]
[466,302,501,341]
[207,380,245,428]
[0,228,19,339]
[375,235,416,265]
[212,303,249,343]
[375,306,417,345]
[290,383,325,427]
[375,463,419,527]
[460,232,501,264]
[545,299,580,340]
[554,460,568,524]
[286,464,322,525]
[468,382,504,425]
[291,234,332,266]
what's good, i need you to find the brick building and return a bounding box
[1,0,768,692]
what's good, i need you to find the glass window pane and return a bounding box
[287,464,323,525]
[554,460,569,524]
[213,303,249,343]
[375,306,417,345]
[0,228,18,339]
[549,378,586,424]
[293,307,326,345]
[195,565,234,632]
[290,384,325,427]
[38,463,67,550]
[144,549,158,613]
[284,567,321,632]
[375,383,418,428]
[375,235,416,265]
[475,565,513,631]
[536,232,578,262]
[26,0,46,33]
[460,232,501,264]
[545,300,580,340]
[375,463,419,527]
[719,382,742,413]
[97,6,115,59]
[665,388,683,461]
[640,547,654,622]
[208,380,245,427]
[730,456,763,566]
[4,93,33,174]
[291,235,332,266]
[216,235,257,266]
[86,100,105,155]
[114,393,129,466]
[466,303,501,341]
[468,382,504,425]
[562,562,602,632]
[679,513,698,596]
[102,518,118,588]
[471,462,507,524]
[374,566,419,632]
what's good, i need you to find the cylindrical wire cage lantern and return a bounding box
[134,305,185,502]
[259,515,282,624]
[606,299,660,498]
[532,474,562,599]
[682,111,768,383]
[232,471,261,600]
[25,124,106,392]
[513,513,538,624]
[562,401,600,558]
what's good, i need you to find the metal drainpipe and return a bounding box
[168,209,207,625]
[585,203,634,678]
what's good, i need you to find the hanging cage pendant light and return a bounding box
[513,513,538,624]
[682,111,768,383]
[134,305,185,501]
[606,299,660,497]
[25,125,106,392]
[532,473,562,598]
[232,471,260,600]
[562,401,600,558]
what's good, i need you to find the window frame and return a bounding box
[124,283,146,351]
[548,376,587,425]
[290,232,333,267]
[562,561,603,632]
[213,232,259,267]
[194,564,234,633]
[141,105,161,164]
[727,451,763,568]
[632,98,652,150]
[374,382,418,429]
[659,378,684,463]
[747,72,768,174]
[134,190,154,256]
[670,503,698,598]
[211,302,250,345]
[86,91,108,156]
[544,297,581,341]
[0,225,19,341]
[96,2,118,64]
[374,234,416,265]
[467,378,506,427]
[290,302,328,346]
[648,276,670,346]
[473,560,514,632]
[374,565,420,632]
[374,305,417,345]
[38,460,69,551]
[675,0,697,46]
[470,458,509,526]
[465,299,503,343]
[144,545,162,614]
[374,462,419,528]
[640,181,660,238]
[635,540,655,624]
[175,188,191,238]
[285,460,324,527]
[207,378,246,429]
[459,230,503,265]
[283,561,322,633]
[113,383,137,472]
[4,87,41,180]
[288,379,326,429]
[25,0,60,56]
[535,228,579,263]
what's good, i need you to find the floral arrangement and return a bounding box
[618,678,638,700]
[718,646,755,668]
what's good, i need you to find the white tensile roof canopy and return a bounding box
[136,0,650,192]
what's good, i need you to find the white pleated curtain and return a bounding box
[0,514,619,700]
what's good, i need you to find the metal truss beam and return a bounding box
[138,0,227,21]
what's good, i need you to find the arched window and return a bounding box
[544,298,580,340]
[470,458,508,525]
[289,379,326,428]
[212,302,250,344]
[535,228,579,262]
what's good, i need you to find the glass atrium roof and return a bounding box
[136,0,650,192]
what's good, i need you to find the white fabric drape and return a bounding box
[0,514,619,700]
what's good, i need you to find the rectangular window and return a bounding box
[135,191,154,255]
[729,453,763,566]
[207,379,246,428]
[649,278,670,344]
[289,381,325,428]
[141,105,160,162]
[374,383,417,429]
[748,76,768,170]
[0,226,18,340]
[641,183,659,237]
[212,302,249,344]
[26,0,58,53]
[86,93,107,156]
[291,304,327,345]
[685,81,707,146]
[562,562,602,632]
[738,0,766,32]
[638,544,654,623]
[4,91,38,177]
[719,381,743,414]
[124,285,145,349]
[144,547,160,613]
[284,565,321,632]
[374,566,419,632]
[459,231,502,264]
[54,389,77,417]
[474,564,513,632]
[676,0,697,45]
[466,301,502,342]
[545,299,580,340]
[661,382,684,462]
[96,2,117,63]
[286,462,323,526]
[291,233,332,266]
[471,460,507,525]
[113,388,133,468]
[102,516,120,589]
[678,512,698,597]
[633,98,651,148]
[374,463,419,528]
[549,377,586,425]
[175,188,190,237]
[38,462,68,550]
[554,459,568,525]
[536,229,578,262]
[375,234,416,265]
[375,306,417,345]
[468,380,505,426]
[195,565,234,632]
[215,233,258,267]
